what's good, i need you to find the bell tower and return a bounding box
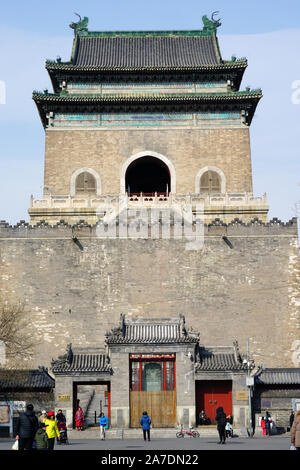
[29,15,268,225]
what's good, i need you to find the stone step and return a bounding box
[67,426,237,439]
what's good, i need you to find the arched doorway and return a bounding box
[125,156,171,196]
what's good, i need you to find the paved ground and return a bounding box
[0,435,293,451]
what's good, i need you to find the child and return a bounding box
[35,423,49,450]
[225,421,233,438]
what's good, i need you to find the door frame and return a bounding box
[129,353,176,428]
[72,381,111,429]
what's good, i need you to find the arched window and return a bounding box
[75,171,97,194]
[200,170,221,193]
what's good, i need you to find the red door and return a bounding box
[196,381,232,424]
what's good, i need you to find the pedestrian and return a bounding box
[290,410,300,450]
[75,406,84,431]
[225,416,233,438]
[140,411,151,441]
[99,412,109,440]
[34,422,49,450]
[43,411,60,450]
[199,410,209,425]
[265,411,271,437]
[261,416,266,436]
[215,406,227,444]
[39,410,47,423]
[15,403,39,451]
[56,409,66,444]
[56,409,66,426]
[289,410,295,431]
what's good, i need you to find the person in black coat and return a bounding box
[56,409,66,443]
[289,411,295,430]
[16,404,39,451]
[56,409,66,425]
[215,406,227,444]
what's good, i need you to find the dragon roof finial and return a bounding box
[69,13,89,36]
[202,11,222,33]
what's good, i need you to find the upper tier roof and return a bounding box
[68,14,223,68]
[72,34,221,68]
[46,16,248,92]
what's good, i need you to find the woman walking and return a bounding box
[43,411,60,450]
[140,411,151,442]
[99,412,109,441]
[75,406,84,431]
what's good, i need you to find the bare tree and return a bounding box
[0,300,37,366]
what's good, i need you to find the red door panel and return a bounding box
[196,381,232,424]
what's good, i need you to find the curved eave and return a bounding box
[33,90,262,128]
[46,61,247,93]
[33,90,262,102]
[106,341,198,346]
[51,367,112,375]
[45,61,247,72]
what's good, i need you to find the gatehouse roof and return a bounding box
[195,346,251,372]
[51,344,112,374]
[105,314,200,344]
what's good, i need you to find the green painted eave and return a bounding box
[45,59,247,72]
[32,89,262,102]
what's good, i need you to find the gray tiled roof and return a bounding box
[73,35,220,68]
[195,346,250,372]
[0,367,54,389]
[51,347,112,374]
[254,368,300,385]
[105,315,199,344]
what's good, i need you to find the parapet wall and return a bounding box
[0,216,297,238]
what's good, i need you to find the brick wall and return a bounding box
[0,219,298,371]
[44,127,252,195]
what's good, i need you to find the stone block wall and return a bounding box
[253,387,300,431]
[0,218,298,372]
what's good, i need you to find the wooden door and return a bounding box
[130,390,176,428]
[196,381,232,424]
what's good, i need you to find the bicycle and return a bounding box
[176,425,200,438]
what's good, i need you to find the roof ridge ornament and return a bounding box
[202,11,221,33]
[69,13,89,36]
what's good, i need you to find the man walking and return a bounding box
[15,404,39,451]
[215,406,227,445]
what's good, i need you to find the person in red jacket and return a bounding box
[75,406,84,431]
[261,416,266,436]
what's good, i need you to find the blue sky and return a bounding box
[0,0,300,224]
